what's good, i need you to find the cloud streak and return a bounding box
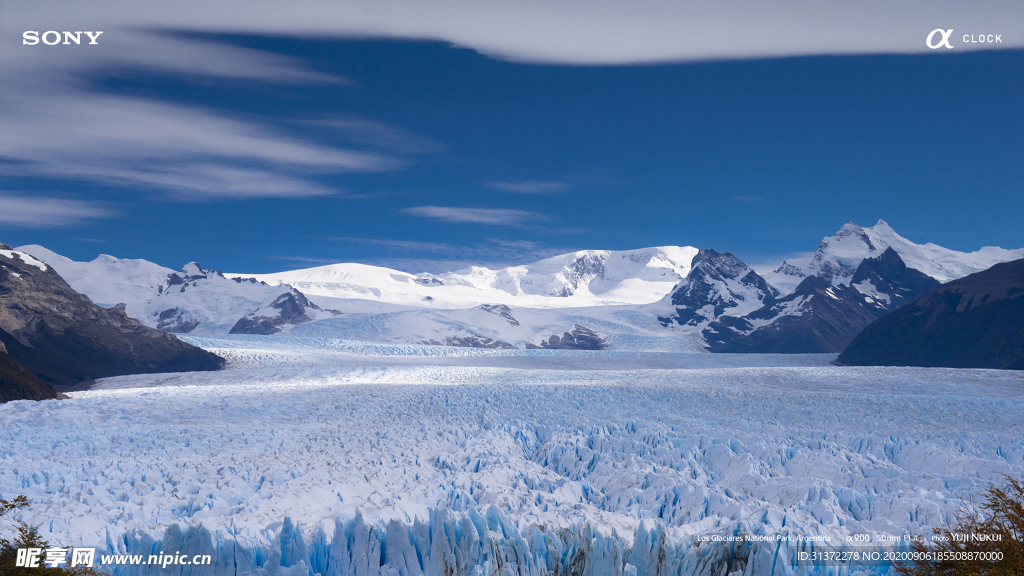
[2,1,1019,69]
[0,93,399,199]
[487,180,571,194]
[0,195,117,228]
[312,118,443,155]
[0,27,408,202]
[403,206,547,225]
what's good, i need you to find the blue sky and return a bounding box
[2,4,1022,273]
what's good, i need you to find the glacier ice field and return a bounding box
[2,335,1022,576]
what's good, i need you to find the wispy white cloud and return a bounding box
[2,1,1018,68]
[325,237,457,253]
[312,117,443,154]
[3,0,1017,212]
[263,255,347,266]
[487,180,571,194]
[402,206,547,225]
[0,27,404,201]
[0,95,397,199]
[0,195,117,228]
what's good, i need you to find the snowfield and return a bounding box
[2,337,1022,576]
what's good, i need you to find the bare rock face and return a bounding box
[229,289,341,335]
[0,246,225,388]
[704,249,942,354]
[419,334,517,349]
[477,304,520,326]
[703,276,882,354]
[526,324,608,350]
[658,249,778,328]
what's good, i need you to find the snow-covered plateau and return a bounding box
[2,336,1022,576]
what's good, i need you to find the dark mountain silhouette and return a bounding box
[838,259,1024,369]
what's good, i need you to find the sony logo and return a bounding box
[23,31,104,45]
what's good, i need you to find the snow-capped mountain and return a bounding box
[704,276,886,353]
[141,263,337,335]
[230,288,341,335]
[15,220,1022,352]
[646,249,778,329]
[229,246,700,309]
[849,247,941,310]
[16,246,336,337]
[0,246,223,388]
[705,249,941,353]
[764,220,1024,295]
[18,244,174,307]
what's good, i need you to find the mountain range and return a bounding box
[13,220,1023,354]
[0,245,224,400]
[701,248,941,353]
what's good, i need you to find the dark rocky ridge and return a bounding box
[0,246,225,387]
[419,335,517,349]
[477,304,520,326]
[230,290,341,335]
[659,249,777,327]
[527,324,608,350]
[705,276,882,353]
[849,247,940,309]
[705,249,940,353]
[838,259,1024,369]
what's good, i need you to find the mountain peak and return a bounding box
[655,249,776,328]
[181,262,205,276]
[837,221,863,234]
[766,219,1023,295]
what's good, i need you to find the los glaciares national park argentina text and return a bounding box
[1,1,1022,575]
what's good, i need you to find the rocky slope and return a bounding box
[0,339,59,402]
[0,245,224,387]
[526,324,608,350]
[230,288,341,335]
[704,276,881,353]
[705,249,940,353]
[848,247,941,309]
[838,259,1024,369]
[651,249,778,328]
[144,262,339,335]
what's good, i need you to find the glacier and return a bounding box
[1,336,1021,576]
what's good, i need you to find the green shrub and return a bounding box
[0,496,104,576]
[895,476,1024,575]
